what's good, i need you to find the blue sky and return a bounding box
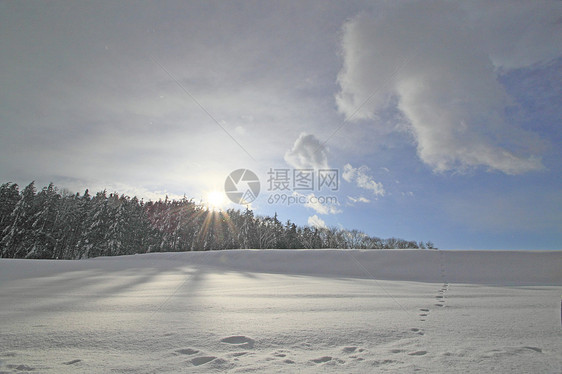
[1,1,560,249]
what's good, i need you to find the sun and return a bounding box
[205,190,226,211]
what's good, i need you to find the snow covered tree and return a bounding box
[1,182,40,257]
[77,190,110,258]
[0,183,20,235]
[26,183,61,258]
[238,208,257,249]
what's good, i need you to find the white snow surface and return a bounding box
[0,249,561,373]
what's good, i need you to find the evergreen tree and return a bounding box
[77,191,110,258]
[1,182,37,258]
[26,183,60,258]
[0,183,20,234]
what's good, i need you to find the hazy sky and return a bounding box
[1,0,561,249]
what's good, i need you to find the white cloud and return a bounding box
[299,192,342,215]
[308,214,327,229]
[284,133,329,170]
[347,196,370,204]
[336,1,559,174]
[343,164,385,196]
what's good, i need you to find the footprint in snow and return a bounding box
[6,364,35,371]
[221,336,255,348]
[371,359,397,366]
[523,346,542,353]
[408,350,428,356]
[311,356,332,363]
[176,348,199,355]
[63,359,82,365]
[191,356,217,366]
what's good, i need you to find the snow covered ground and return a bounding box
[0,249,561,373]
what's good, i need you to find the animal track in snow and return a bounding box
[63,359,82,365]
[311,356,333,363]
[6,364,35,371]
[176,348,199,355]
[408,350,427,356]
[411,328,424,335]
[191,356,217,366]
[220,336,255,348]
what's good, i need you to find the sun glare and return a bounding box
[206,190,226,211]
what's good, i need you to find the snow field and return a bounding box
[0,249,561,373]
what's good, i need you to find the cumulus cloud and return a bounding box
[343,164,385,196]
[308,214,327,229]
[336,1,560,174]
[285,133,329,169]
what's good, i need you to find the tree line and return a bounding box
[0,182,435,259]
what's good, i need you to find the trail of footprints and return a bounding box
[171,333,430,368]
[418,250,450,321]
[399,250,450,357]
[418,280,449,322]
[171,254,451,368]
[174,335,257,367]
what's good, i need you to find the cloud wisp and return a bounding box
[347,196,370,205]
[343,164,385,196]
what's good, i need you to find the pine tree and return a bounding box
[105,194,127,256]
[77,191,109,258]
[283,220,300,249]
[0,183,20,234]
[26,183,60,258]
[239,208,257,249]
[1,182,37,258]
